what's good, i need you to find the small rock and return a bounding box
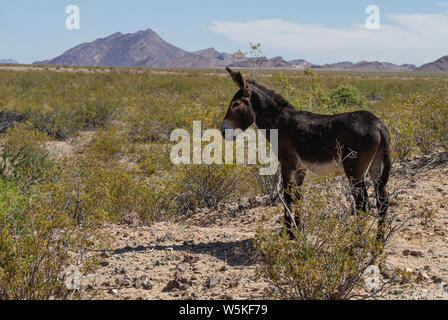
[178,276,192,286]
[163,280,181,292]
[108,289,118,295]
[99,259,110,267]
[176,263,189,273]
[165,232,175,241]
[102,280,112,287]
[410,250,424,257]
[402,249,410,256]
[380,263,394,280]
[123,212,141,226]
[416,271,430,282]
[238,199,250,210]
[183,240,195,246]
[206,277,219,289]
[118,276,132,287]
[179,283,189,291]
[134,279,142,289]
[142,282,154,290]
[138,275,153,290]
[114,267,127,275]
[101,250,111,259]
[228,280,239,288]
[391,288,403,295]
[432,275,444,284]
[219,266,228,272]
[183,255,200,264]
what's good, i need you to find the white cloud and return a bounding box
[210,12,448,65]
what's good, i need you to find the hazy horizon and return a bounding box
[1,0,448,65]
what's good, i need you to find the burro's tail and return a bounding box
[378,123,392,190]
[376,122,392,242]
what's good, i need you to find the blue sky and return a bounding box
[1,0,448,65]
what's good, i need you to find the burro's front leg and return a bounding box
[281,166,306,239]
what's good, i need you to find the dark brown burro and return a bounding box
[221,68,392,241]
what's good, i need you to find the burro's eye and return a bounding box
[241,98,250,104]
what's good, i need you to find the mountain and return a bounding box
[228,56,290,69]
[0,59,19,64]
[34,28,447,72]
[36,29,209,68]
[417,56,448,72]
[193,48,243,67]
[314,61,416,71]
[288,59,315,69]
[35,29,239,68]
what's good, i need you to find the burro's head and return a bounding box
[220,68,255,140]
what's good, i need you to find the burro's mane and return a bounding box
[246,79,295,110]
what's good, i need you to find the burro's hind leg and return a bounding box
[292,169,307,230]
[343,160,370,214]
[369,148,390,242]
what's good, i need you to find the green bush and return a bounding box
[88,126,127,161]
[0,125,50,188]
[410,89,448,154]
[0,176,106,300]
[326,85,367,113]
[255,177,388,300]
[386,108,417,160]
[173,164,241,211]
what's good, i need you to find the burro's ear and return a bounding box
[226,67,247,90]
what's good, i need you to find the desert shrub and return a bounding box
[0,177,107,300]
[138,177,177,222]
[95,168,174,223]
[250,165,281,203]
[273,71,317,112]
[274,72,297,104]
[173,164,241,211]
[385,108,417,160]
[88,126,127,161]
[0,124,50,188]
[326,85,366,113]
[133,143,173,177]
[1,71,122,138]
[48,154,174,223]
[0,178,22,219]
[273,71,366,114]
[255,177,390,300]
[410,89,448,154]
[295,69,327,113]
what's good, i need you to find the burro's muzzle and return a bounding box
[220,120,242,141]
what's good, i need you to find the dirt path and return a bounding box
[80,158,448,300]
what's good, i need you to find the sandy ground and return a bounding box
[72,155,448,300]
